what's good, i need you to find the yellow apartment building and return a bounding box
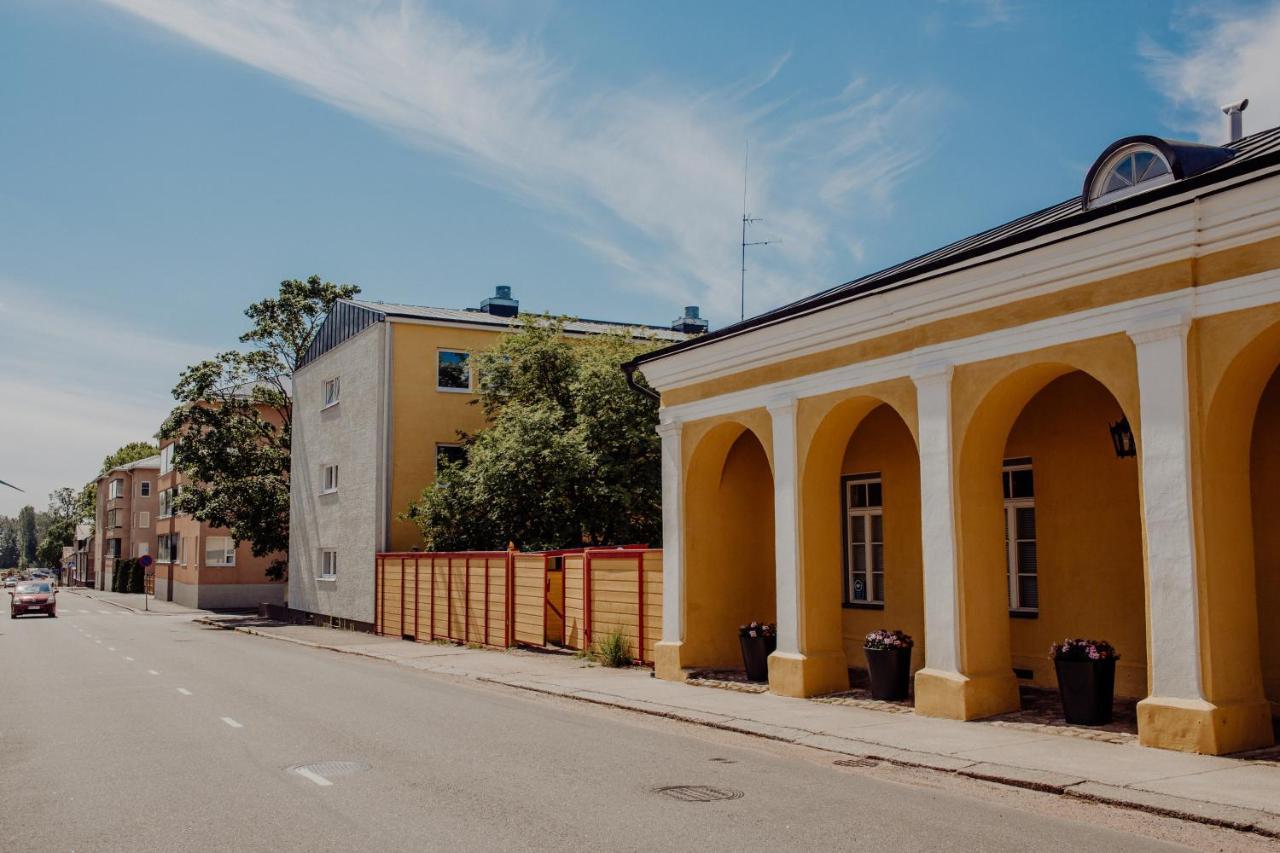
[632,121,1280,754]
[288,286,696,628]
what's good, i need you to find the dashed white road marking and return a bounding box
[107,647,116,652]
[293,767,332,787]
[97,610,111,614]
[147,670,159,676]
[221,717,243,729]
[124,657,134,662]
[78,609,89,614]
[94,640,102,645]
[177,688,192,696]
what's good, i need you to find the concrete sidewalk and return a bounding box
[205,620,1280,838]
[62,587,209,616]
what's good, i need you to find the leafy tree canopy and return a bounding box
[159,276,360,580]
[404,317,663,551]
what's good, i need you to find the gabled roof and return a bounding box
[107,454,161,474]
[300,297,688,369]
[634,125,1280,368]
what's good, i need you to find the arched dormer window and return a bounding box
[1088,144,1172,206]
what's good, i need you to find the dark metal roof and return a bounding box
[298,300,384,369]
[634,125,1280,368]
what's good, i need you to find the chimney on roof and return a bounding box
[1222,98,1249,143]
[671,305,708,335]
[480,285,519,318]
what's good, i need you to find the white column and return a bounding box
[912,364,961,674]
[1129,316,1205,701]
[768,397,802,657]
[656,418,685,645]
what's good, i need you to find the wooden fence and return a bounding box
[376,547,662,664]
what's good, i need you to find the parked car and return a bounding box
[2,577,15,589]
[9,581,56,618]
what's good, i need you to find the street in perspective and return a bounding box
[5,2,1280,850]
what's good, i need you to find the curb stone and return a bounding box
[225,623,1280,841]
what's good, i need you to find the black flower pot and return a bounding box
[1054,658,1116,726]
[739,634,777,683]
[864,646,912,700]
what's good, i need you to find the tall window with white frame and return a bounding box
[1003,457,1038,615]
[843,473,884,607]
[320,548,338,580]
[321,464,339,494]
[322,377,340,409]
[205,536,236,567]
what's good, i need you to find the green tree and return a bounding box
[403,317,664,551]
[17,505,37,567]
[35,487,80,570]
[159,276,360,580]
[0,526,18,569]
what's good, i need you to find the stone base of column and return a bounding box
[767,650,850,698]
[914,667,1020,720]
[1137,696,1274,754]
[654,641,689,683]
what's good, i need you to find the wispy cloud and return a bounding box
[97,0,942,321]
[0,282,209,516]
[1141,2,1280,143]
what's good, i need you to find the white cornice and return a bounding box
[660,268,1280,426]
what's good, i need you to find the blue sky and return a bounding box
[2,0,1279,516]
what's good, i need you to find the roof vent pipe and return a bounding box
[1222,98,1249,143]
[671,305,708,335]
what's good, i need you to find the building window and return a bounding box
[160,444,174,475]
[137,511,150,529]
[107,509,121,529]
[139,481,151,497]
[205,536,236,567]
[843,473,884,607]
[1003,458,1038,614]
[321,464,339,494]
[320,549,338,580]
[435,444,466,473]
[135,542,149,559]
[107,539,121,558]
[108,478,124,500]
[437,350,471,391]
[158,488,172,519]
[1089,145,1172,207]
[323,377,341,409]
[157,534,182,564]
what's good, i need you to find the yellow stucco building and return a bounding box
[632,122,1280,754]
[288,286,695,629]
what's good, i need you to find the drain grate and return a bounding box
[833,757,879,769]
[290,760,370,779]
[653,785,744,802]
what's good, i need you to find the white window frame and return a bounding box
[843,474,884,607]
[108,478,124,500]
[204,535,236,567]
[107,508,121,530]
[135,542,149,559]
[1003,459,1038,615]
[160,444,174,475]
[1088,144,1174,207]
[158,488,172,519]
[139,481,151,497]
[322,377,341,410]
[321,464,339,495]
[319,548,338,580]
[436,349,472,393]
[137,511,150,529]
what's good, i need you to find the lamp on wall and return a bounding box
[1109,416,1137,458]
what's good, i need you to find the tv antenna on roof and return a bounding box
[740,140,777,321]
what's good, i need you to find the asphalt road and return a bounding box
[0,592,1255,852]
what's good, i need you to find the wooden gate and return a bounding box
[562,548,662,664]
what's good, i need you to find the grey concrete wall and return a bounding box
[288,322,386,624]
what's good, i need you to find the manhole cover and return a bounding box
[653,785,743,802]
[290,761,370,779]
[833,757,879,769]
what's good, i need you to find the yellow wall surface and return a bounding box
[389,322,504,550]
[838,404,925,673]
[1253,367,1280,710]
[682,425,776,669]
[1002,372,1148,697]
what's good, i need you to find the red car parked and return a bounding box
[9,581,56,618]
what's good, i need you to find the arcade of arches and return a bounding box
[654,312,1280,755]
